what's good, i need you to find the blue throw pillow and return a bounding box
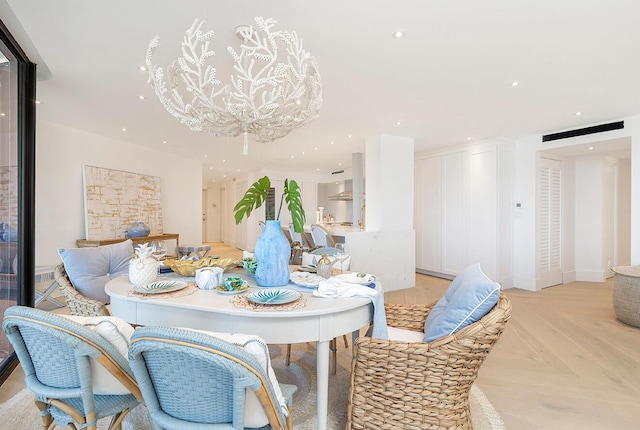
[423,264,501,342]
[58,240,133,304]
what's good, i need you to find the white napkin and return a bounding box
[333,273,375,288]
[313,277,378,299]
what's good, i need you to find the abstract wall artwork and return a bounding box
[83,165,163,240]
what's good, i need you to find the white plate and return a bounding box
[133,280,188,294]
[247,288,301,305]
[290,272,325,288]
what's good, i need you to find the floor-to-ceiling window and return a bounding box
[0,19,36,382]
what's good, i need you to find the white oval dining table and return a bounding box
[105,272,374,430]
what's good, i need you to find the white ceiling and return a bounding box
[2,0,639,184]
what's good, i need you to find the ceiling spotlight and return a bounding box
[396,121,401,126]
[34,100,41,104]
[589,146,594,150]
[139,66,147,71]
[467,137,471,140]
[348,134,352,138]
[511,81,519,87]
[576,112,582,116]
[204,154,208,158]
[162,140,167,144]
[393,30,405,38]
[121,128,127,132]
[138,95,145,100]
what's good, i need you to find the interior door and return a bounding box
[538,157,563,288]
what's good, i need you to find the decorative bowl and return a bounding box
[163,256,240,277]
[242,257,257,275]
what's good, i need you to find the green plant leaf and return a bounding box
[284,179,306,232]
[233,176,271,224]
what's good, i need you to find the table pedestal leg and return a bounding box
[316,340,329,430]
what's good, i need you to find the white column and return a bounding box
[346,134,415,292]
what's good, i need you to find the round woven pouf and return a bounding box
[611,266,640,328]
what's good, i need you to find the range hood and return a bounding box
[327,191,353,201]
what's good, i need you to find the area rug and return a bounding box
[0,342,505,429]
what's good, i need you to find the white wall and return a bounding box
[35,121,203,267]
[514,116,640,290]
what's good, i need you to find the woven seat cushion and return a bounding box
[60,314,135,394]
[423,263,501,342]
[58,240,133,304]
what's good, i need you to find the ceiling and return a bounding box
[2,0,639,185]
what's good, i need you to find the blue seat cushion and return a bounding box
[423,263,501,342]
[58,240,133,304]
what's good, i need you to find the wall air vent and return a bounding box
[542,121,624,142]
[331,169,344,175]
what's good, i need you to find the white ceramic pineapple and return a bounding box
[129,242,158,285]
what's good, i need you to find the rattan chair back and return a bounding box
[128,326,297,429]
[2,306,141,430]
[347,293,512,429]
[54,263,111,316]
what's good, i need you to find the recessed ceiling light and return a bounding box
[138,95,145,100]
[396,121,401,126]
[222,159,226,163]
[467,137,471,140]
[223,174,226,178]
[237,169,240,172]
[331,141,334,145]
[576,111,582,116]
[316,168,320,171]
[210,167,213,170]
[291,155,295,159]
[162,140,167,144]
[0,113,4,116]
[204,154,208,158]
[392,30,405,38]
[34,100,41,104]
[139,66,147,71]
[301,151,305,155]
[589,146,594,150]
[511,81,519,87]
[121,128,127,132]
[338,162,342,166]
[314,147,318,150]
[348,135,352,138]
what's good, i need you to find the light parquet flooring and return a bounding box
[3,243,640,429]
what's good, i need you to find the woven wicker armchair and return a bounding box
[347,293,511,430]
[54,263,111,316]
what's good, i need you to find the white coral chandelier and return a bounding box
[146,17,322,155]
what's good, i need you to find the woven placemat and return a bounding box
[230,294,307,311]
[127,283,198,299]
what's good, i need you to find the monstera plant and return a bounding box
[234,176,306,287]
[233,176,306,232]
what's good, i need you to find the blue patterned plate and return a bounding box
[133,280,188,294]
[247,288,301,305]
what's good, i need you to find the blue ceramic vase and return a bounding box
[254,220,290,287]
[127,221,151,238]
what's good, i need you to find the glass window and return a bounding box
[0,43,19,372]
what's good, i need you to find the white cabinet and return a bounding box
[415,142,513,287]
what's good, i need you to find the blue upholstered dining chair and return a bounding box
[128,326,297,430]
[2,306,142,430]
[310,224,336,247]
